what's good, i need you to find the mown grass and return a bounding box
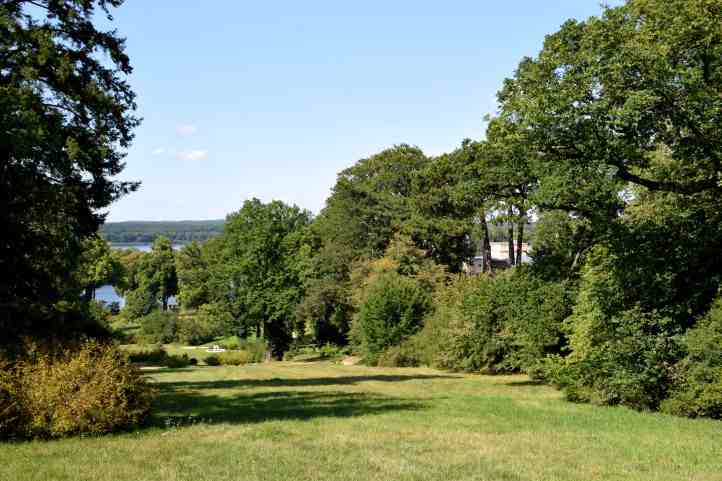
[2,362,721,481]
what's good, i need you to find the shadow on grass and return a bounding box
[152,388,427,426]
[157,373,460,391]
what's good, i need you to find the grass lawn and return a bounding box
[2,362,721,481]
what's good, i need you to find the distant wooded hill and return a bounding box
[100,220,225,244]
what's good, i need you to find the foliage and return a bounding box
[547,246,684,410]
[139,310,178,345]
[353,272,429,364]
[124,344,168,364]
[206,199,312,358]
[283,343,349,361]
[0,0,139,339]
[418,269,571,374]
[529,211,591,282]
[217,351,253,366]
[74,236,124,301]
[163,353,191,368]
[124,288,156,320]
[0,339,155,439]
[204,355,221,366]
[119,237,179,318]
[662,298,722,419]
[175,242,211,309]
[376,340,422,368]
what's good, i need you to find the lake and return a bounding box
[96,243,182,306]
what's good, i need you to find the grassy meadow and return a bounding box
[2,362,721,481]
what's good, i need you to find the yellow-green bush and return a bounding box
[0,340,156,439]
[218,351,252,366]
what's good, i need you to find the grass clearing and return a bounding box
[2,362,721,481]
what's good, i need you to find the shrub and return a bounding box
[204,355,221,366]
[416,268,571,374]
[219,336,242,350]
[124,344,168,364]
[218,351,252,366]
[662,299,722,419]
[353,272,429,364]
[140,310,178,344]
[319,343,348,359]
[547,246,683,410]
[164,353,191,368]
[176,314,217,346]
[0,340,155,439]
[377,340,421,367]
[124,289,156,320]
[549,310,680,410]
[237,338,267,363]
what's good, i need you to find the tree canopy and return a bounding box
[1,0,138,338]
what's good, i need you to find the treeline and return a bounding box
[100,220,225,244]
[105,0,722,420]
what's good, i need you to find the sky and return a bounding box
[105,1,616,222]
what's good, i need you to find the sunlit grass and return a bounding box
[2,362,720,481]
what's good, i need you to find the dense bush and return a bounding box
[124,344,168,364]
[0,340,155,439]
[662,299,722,419]
[139,310,178,344]
[176,313,217,346]
[122,345,190,368]
[236,338,267,363]
[283,343,350,361]
[377,340,422,367]
[204,346,263,366]
[204,354,221,366]
[218,351,252,366]
[164,353,192,368]
[417,268,571,374]
[353,272,429,364]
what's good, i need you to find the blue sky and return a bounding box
[106,1,615,221]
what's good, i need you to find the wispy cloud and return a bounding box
[177,149,208,161]
[177,124,198,136]
[152,147,167,156]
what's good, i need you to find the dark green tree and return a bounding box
[0,0,139,338]
[143,237,178,312]
[175,241,210,309]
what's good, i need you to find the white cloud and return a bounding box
[152,147,167,156]
[177,124,198,136]
[177,149,208,161]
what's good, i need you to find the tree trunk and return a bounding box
[480,209,493,274]
[516,210,525,265]
[162,296,168,311]
[507,206,515,266]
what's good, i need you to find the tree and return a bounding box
[0,0,139,338]
[410,147,477,271]
[209,199,312,358]
[176,241,210,309]
[74,236,122,301]
[120,238,178,318]
[143,237,178,312]
[497,0,722,413]
[497,0,722,211]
